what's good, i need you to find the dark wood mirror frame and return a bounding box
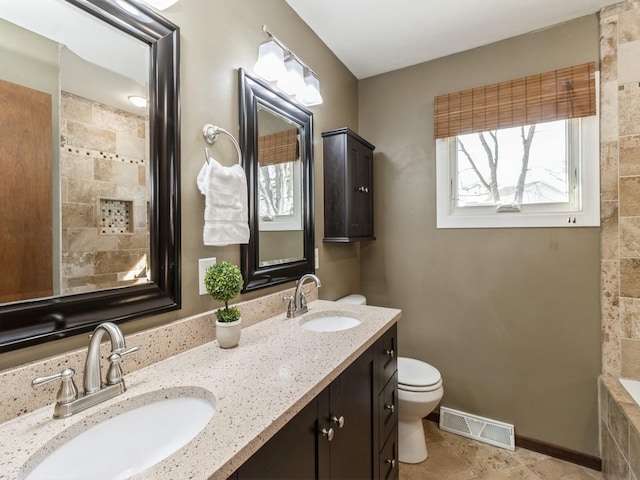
[238,69,315,292]
[0,0,181,353]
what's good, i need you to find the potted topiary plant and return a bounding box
[204,261,244,348]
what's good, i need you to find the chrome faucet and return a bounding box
[32,322,139,418]
[286,273,322,318]
[84,322,126,394]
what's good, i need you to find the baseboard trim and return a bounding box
[425,412,601,472]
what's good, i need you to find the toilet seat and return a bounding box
[399,379,443,393]
[398,357,442,392]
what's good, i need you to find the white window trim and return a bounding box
[435,115,600,229]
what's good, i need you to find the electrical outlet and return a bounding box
[315,248,319,269]
[198,257,216,295]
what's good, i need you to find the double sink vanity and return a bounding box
[0,298,400,479]
[0,1,397,478]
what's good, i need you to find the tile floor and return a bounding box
[399,420,604,480]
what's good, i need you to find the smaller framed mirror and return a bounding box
[239,69,314,292]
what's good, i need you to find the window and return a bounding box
[257,126,303,231]
[258,159,303,231]
[434,62,599,228]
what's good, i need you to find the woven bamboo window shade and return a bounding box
[258,129,299,166]
[434,62,596,139]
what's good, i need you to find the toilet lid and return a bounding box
[398,357,441,387]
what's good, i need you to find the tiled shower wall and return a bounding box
[60,92,149,295]
[600,3,640,476]
[601,1,640,379]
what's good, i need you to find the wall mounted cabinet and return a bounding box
[322,128,376,242]
[232,323,398,480]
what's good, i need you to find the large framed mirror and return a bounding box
[0,0,180,352]
[239,69,314,292]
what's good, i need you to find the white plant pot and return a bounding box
[215,318,241,348]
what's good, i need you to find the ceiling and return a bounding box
[0,0,148,115]
[285,0,615,79]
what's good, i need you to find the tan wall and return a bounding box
[358,15,601,455]
[600,1,640,379]
[0,0,359,369]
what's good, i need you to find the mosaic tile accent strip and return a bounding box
[59,144,146,165]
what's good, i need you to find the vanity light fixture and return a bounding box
[128,95,147,108]
[253,25,323,107]
[277,57,305,96]
[297,72,323,107]
[254,40,286,82]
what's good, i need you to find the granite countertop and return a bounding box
[0,300,400,479]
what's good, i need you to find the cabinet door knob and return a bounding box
[384,403,395,413]
[321,427,335,442]
[386,458,396,468]
[385,349,395,358]
[331,415,345,428]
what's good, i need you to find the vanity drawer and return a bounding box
[376,324,397,390]
[378,371,398,447]
[378,426,399,480]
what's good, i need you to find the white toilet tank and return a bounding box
[336,294,367,305]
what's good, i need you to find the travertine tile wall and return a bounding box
[601,4,640,475]
[599,378,640,479]
[60,92,149,295]
[601,1,640,379]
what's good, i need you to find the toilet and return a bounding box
[397,357,443,463]
[336,294,444,464]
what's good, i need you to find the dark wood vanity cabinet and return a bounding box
[233,396,319,479]
[376,326,399,480]
[233,323,398,480]
[317,349,374,479]
[322,128,376,242]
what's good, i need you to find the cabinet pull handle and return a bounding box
[385,349,395,358]
[384,403,395,413]
[331,415,345,428]
[321,427,335,442]
[386,458,396,468]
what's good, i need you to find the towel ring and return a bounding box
[202,124,242,165]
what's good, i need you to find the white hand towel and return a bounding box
[197,157,250,246]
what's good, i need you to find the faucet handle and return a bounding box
[283,295,295,317]
[32,368,78,405]
[106,346,139,385]
[115,345,140,358]
[300,289,311,308]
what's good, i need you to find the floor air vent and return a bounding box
[439,407,515,451]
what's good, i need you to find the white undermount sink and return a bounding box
[300,311,362,332]
[24,393,216,480]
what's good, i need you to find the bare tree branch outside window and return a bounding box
[456,123,567,205]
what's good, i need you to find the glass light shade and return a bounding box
[128,95,147,108]
[142,0,178,10]
[297,73,323,106]
[253,40,286,82]
[276,58,305,95]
